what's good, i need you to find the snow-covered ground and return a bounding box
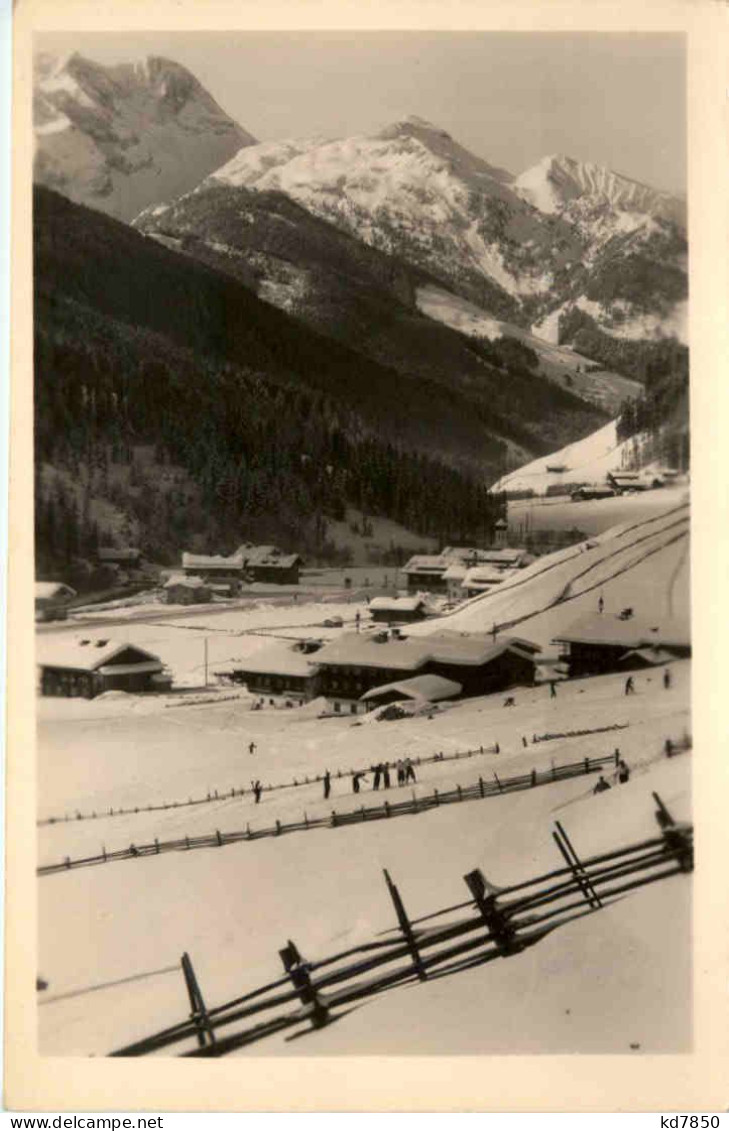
[415,286,641,415]
[36,502,691,1057]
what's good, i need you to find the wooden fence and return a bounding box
[39,750,628,877]
[37,722,630,828]
[108,796,694,1057]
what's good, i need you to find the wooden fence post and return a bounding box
[279,939,330,1029]
[434,789,439,807]
[216,830,223,846]
[464,869,519,956]
[478,777,485,797]
[412,791,418,813]
[383,869,427,981]
[584,757,590,774]
[384,801,391,818]
[531,769,537,787]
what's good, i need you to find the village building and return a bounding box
[369,596,428,625]
[312,630,541,712]
[162,574,212,605]
[401,554,450,594]
[553,616,691,679]
[443,563,468,602]
[361,674,462,711]
[35,581,76,623]
[402,541,527,595]
[181,552,244,592]
[97,547,143,568]
[38,638,166,698]
[461,564,522,598]
[224,640,323,702]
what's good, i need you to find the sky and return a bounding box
[36,31,686,195]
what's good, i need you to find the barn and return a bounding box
[38,639,166,698]
[35,582,76,623]
[313,630,540,707]
[162,575,212,605]
[369,596,428,624]
[224,641,322,701]
[553,616,691,678]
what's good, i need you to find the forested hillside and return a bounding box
[35,188,530,569]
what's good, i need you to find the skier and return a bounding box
[371,764,381,790]
[382,763,391,789]
[624,676,635,696]
[617,760,630,784]
[598,595,604,614]
[396,760,405,786]
[593,775,611,794]
[549,680,557,699]
[663,668,672,690]
[252,780,262,804]
[249,741,257,755]
[355,611,361,633]
[323,770,331,800]
[405,757,417,783]
[522,736,528,748]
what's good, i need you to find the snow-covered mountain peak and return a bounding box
[516,153,686,229]
[33,52,256,221]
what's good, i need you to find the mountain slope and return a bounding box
[133,182,605,435]
[201,117,687,346]
[34,53,255,221]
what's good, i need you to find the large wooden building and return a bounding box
[312,630,541,711]
[553,616,691,679]
[225,640,322,701]
[38,639,166,698]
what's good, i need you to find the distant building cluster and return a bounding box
[402,525,531,601]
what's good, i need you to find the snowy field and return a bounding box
[507,486,689,537]
[36,500,692,1058]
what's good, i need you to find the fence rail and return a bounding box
[37,722,630,828]
[39,750,630,877]
[107,799,693,1058]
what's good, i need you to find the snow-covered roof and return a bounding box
[553,615,691,650]
[163,574,209,590]
[37,639,163,673]
[369,596,426,613]
[442,563,467,581]
[314,631,540,672]
[98,547,141,562]
[402,554,447,575]
[361,674,462,703]
[619,647,679,666]
[229,643,318,678]
[35,582,76,600]
[472,548,526,566]
[182,552,244,571]
[462,565,518,587]
[233,545,302,569]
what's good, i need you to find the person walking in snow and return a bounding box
[323,770,331,800]
[617,760,630,784]
[598,595,604,614]
[624,676,635,696]
[371,764,381,790]
[352,771,367,794]
[396,760,405,786]
[249,741,257,755]
[593,774,611,795]
[252,780,262,804]
[382,763,391,789]
[405,757,417,783]
[663,668,672,690]
[522,736,528,748]
[549,680,557,699]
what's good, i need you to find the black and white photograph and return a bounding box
[6,0,728,1113]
